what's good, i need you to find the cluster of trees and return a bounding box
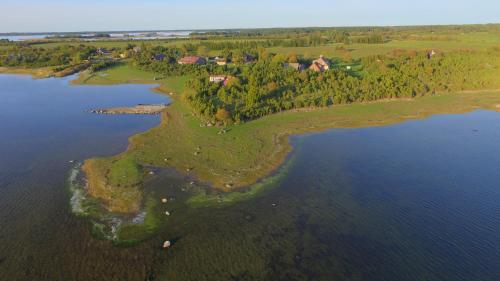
[184,49,500,123]
[128,42,500,124]
[347,34,385,44]
[130,45,210,76]
[0,44,97,67]
[89,60,117,73]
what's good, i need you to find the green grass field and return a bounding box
[7,29,499,62]
[268,32,500,59]
[73,62,191,93]
[72,61,158,84]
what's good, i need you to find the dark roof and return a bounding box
[153,54,166,61]
[243,54,255,62]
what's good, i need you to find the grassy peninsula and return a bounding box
[78,62,500,213]
[2,25,500,216]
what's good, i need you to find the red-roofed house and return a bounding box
[178,56,206,65]
[309,55,330,72]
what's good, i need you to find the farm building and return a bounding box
[309,55,330,72]
[209,75,227,83]
[97,48,111,56]
[216,58,228,65]
[428,50,437,59]
[178,56,206,65]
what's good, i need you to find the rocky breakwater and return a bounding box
[88,103,168,115]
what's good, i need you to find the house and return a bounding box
[152,54,166,61]
[207,56,228,65]
[119,53,128,59]
[209,75,227,83]
[309,55,330,72]
[243,54,256,63]
[284,62,305,71]
[208,75,237,86]
[428,49,437,59]
[216,57,228,65]
[97,48,111,56]
[178,56,206,65]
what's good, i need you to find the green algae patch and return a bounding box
[69,164,164,245]
[187,154,297,208]
[114,196,163,245]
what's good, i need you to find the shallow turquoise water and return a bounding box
[1,74,500,280]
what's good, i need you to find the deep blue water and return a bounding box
[281,111,500,280]
[1,74,500,280]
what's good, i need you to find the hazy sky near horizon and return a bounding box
[1,0,499,32]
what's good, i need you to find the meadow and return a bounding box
[268,32,500,59]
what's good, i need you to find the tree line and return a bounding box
[184,49,500,124]
[0,44,97,67]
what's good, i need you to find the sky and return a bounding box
[1,0,499,33]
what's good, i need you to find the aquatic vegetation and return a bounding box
[187,154,297,208]
[69,164,161,244]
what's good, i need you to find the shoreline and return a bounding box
[0,66,55,79]
[78,73,500,213]
[6,67,500,214]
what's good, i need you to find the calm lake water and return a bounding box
[0,31,192,41]
[1,74,500,280]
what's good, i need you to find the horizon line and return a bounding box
[1,22,499,35]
